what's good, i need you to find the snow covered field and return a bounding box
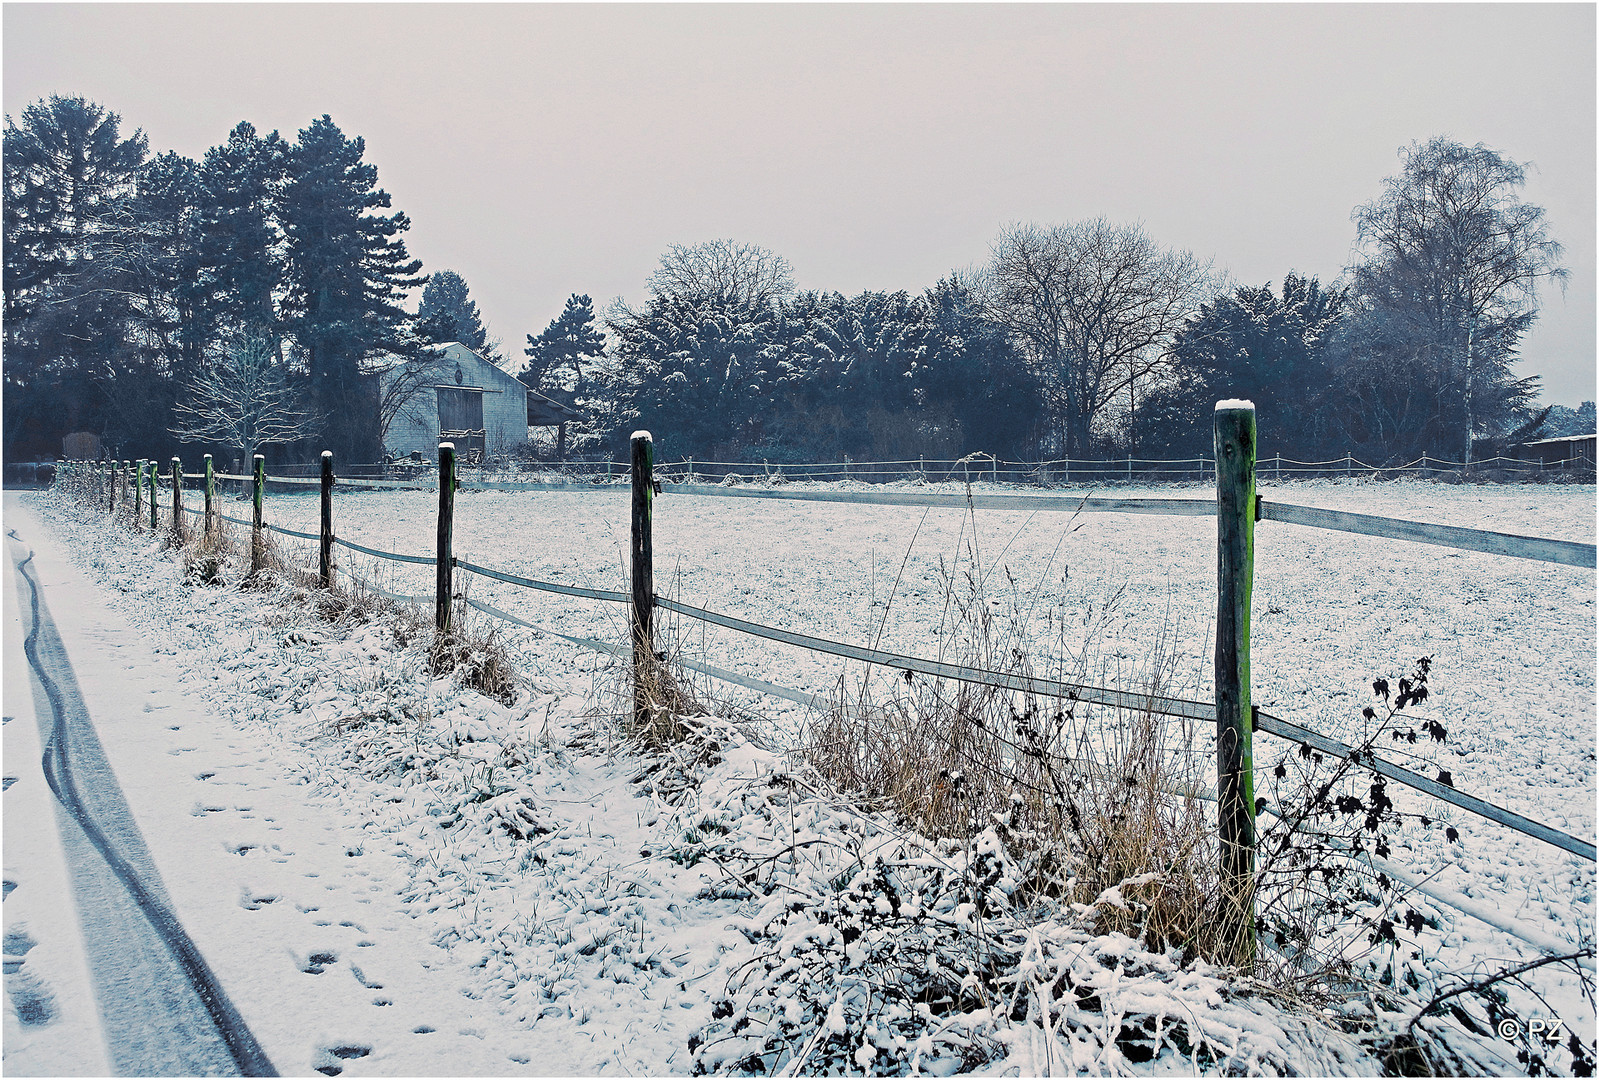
[5,477,1594,1075]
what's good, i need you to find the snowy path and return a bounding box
[6,527,274,1074]
[1,493,635,1075]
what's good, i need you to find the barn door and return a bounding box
[437,387,486,457]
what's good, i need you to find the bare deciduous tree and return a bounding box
[171,334,316,462]
[645,239,796,310]
[982,219,1211,457]
[1350,137,1566,462]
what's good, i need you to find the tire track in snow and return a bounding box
[7,529,277,1076]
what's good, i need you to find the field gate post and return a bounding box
[630,431,655,731]
[1214,400,1257,968]
[320,450,334,590]
[171,458,184,543]
[203,454,215,537]
[251,454,265,576]
[436,442,456,634]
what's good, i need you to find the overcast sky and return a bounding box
[5,3,1594,405]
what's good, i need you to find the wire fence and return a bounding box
[49,454,1599,963]
[186,446,1598,489]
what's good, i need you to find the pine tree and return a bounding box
[198,121,289,343]
[3,95,148,459]
[524,293,606,396]
[417,269,491,354]
[279,115,422,459]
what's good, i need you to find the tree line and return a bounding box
[4,94,1578,470]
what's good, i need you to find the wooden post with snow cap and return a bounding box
[630,431,656,730]
[319,451,334,589]
[203,454,215,537]
[170,457,184,543]
[436,442,456,634]
[133,460,144,528]
[1214,399,1257,967]
[149,458,159,530]
[251,454,265,576]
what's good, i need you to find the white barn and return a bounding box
[378,343,532,460]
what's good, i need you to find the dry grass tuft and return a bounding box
[803,516,1227,959]
[429,602,519,707]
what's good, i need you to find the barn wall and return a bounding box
[379,344,530,459]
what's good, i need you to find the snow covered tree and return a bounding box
[279,115,423,460]
[1348,137,1566,462]
[1145,275,1346,457]
[606,290,780,456]
[645,239,795,309]
[170,333,316,463]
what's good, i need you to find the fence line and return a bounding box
[51,442,1599,962]
[1260,500,1596,568]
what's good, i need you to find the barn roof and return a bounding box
[1523,434,1597,447]
[527,387,582,426]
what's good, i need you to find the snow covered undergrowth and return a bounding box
[11,479,1597,1075]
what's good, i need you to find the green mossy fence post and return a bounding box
[630,431,655,731]
[107,459,117,515]
[203,454,215,537]
[134,460,145,528]
[1214,400,1257,968]
[319,450,334,590]
[251,454,265,577]
[170,458,184,544]
[436,442,456,634]
[148,458,159,530]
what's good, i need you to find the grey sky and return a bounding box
[5,3,1594,405]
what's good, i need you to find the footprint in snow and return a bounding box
[312,1043,370,1076]
[3,927,55,1027]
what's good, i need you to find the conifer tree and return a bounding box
[524,293,606,396]
[3,95,148,459]
[279,114,422,459]
[417,269,491,354]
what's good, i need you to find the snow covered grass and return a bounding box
[23,473,1598,1075]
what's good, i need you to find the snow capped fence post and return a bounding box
[203,454,215,538]
[251,455,265,577]
[1214,400,1257,968]
[170,458,184,543]
[320,450,334,590]
[148,458,159,530]
[630,431,656,732]
[437,442,456,634]
[133,461,144,528]
[107,459,117,515]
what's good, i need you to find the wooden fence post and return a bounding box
[251,454,265,576]
[107,459,117,515]
[436,442,455,634]
[320,450,334,589]
[134,460,144,527]
[203,454,215,537]
[148,458,159,530]
[1214,401,1257,968]
[170,457,184,543]
[630,431,655,731]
